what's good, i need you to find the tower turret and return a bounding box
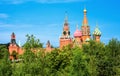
[59,12,72,48]
[62,12,70,37]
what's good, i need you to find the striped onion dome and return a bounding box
[93,25,101,36]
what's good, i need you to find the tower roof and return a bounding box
[63,12,69,31]
[11,32,16,44]
[82,8,88,26]
[93,24,101,36]
[74,24,82,37]
[64,11,68,25]
[11,32,15,39]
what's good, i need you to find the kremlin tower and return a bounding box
[59,13,72,48]
[9,32,23,60]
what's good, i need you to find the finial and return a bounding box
[83,5,87,13]
[96,21,98,28]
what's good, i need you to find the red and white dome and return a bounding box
[74,29,82,37]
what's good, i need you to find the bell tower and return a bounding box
[59,12,72,48]
[81,8,91,42]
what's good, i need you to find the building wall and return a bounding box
[9,44,23,60]
[60,38,72,48]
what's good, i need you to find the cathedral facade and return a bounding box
[59,8,101,48]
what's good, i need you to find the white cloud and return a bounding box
[0,0,86,4]
[0,13,9,19]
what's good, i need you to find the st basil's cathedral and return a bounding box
[59,8,101,48]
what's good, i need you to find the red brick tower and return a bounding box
[59,13,72,48]
[9,32,23,60]
[81,8,91,42]
[9,32,18,59]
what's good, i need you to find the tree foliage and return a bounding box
[23,34,43,50]
[0,45,12,76]
[0,38,120,76]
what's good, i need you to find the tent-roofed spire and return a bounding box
[82,7,88,26]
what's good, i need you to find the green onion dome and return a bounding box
[93,25,101,36]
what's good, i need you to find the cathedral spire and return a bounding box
[82,8,88,26]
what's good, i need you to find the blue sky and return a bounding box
[0,0,120,47]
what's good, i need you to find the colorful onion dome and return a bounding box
[74,29,82,37]
[93,25,101,36]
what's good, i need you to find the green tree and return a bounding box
[71,46,90,76]
[46,46,72,76]
[23,34,43,50]
[82,40,98,76]
[0,48,12,76]
[0,44,8,59]
[105,38,120,76]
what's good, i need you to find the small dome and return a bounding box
[83,8,87,13]
[74,29,82,37]
[85,38,90,42]
[93,26,101,36]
